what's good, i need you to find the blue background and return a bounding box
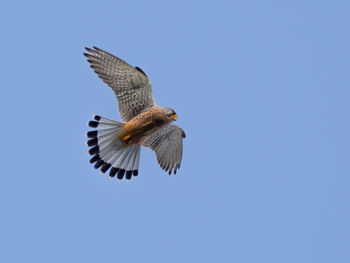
[1,1,349,262]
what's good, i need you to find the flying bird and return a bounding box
[84,47,186,180]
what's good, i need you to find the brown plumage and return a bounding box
[118,106,173,145]
[84,47,185,179]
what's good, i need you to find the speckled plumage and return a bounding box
[142,124,186,174]
[84,47,185,178]
[84,47,155,121]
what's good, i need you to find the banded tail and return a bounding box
[86,115,141,180]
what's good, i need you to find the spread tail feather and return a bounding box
[86,115,141,180]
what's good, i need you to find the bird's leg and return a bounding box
[121,134,133,144]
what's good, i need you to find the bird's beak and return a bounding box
[172,114,178,121]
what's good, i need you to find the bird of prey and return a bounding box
[84,47,186,180]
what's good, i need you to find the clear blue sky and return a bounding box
[1,1,349,262]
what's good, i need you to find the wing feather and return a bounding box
[84,47,155,121]
[142,124,186,174]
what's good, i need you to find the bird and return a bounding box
[84,47,186,180]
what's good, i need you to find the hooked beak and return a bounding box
[172,114,178,121]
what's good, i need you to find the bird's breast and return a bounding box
[120,111,168,144]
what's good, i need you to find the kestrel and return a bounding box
[84,47,186,180]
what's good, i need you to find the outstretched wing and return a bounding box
[142,124,186,174]
[84,46,155,122]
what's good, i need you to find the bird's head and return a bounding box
[163,107,178,122]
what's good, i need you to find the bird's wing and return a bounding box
[84,47,155,122]
[142,124,186,174]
